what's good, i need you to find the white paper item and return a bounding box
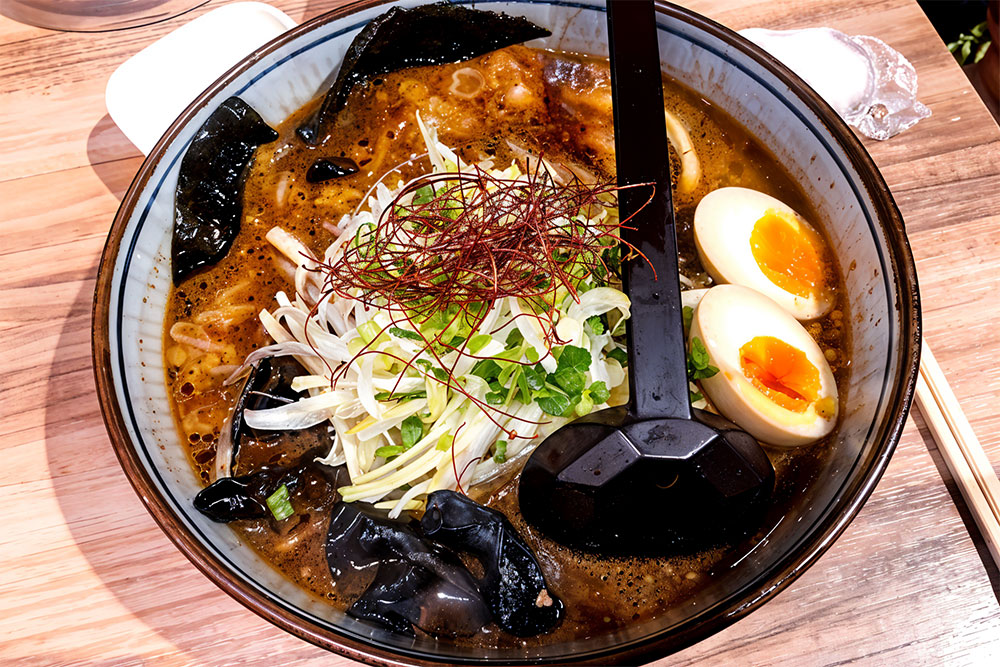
[105,2,297,155]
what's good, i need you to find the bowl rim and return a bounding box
[92,1,921,664]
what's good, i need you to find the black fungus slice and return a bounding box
[296,2,550,143]
[306,157,360,183]
[421,490,564,637]
[326,502,490,637]
[172,97,278,284]
[194,445,327,523]
[217,357,311,475]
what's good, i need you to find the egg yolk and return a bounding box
[740,336,820,413]
[749,208,828,298]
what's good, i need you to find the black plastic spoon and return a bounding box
[518,0,774,554]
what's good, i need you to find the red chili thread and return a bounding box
[306,159,653,436]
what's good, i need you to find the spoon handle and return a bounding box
[607,0,690,421]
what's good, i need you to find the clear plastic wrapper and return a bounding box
[740,27,931,140]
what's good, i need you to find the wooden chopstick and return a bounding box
[915,341,1000,566]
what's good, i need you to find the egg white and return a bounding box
[694,187,834,320]
[690,284,838,447]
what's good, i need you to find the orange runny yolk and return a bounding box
[739,336,820,413]
[749,208,828,298]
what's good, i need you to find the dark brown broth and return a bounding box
[164,46,850,647]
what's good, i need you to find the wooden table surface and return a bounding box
[2,0,1000,664]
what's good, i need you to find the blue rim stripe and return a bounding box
[113,0,896,660]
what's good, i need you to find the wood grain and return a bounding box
[1,0,998,665]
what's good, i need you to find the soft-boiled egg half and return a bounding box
[690,284,838,447]
[694,187,835,320]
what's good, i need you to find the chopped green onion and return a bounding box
[266,484,294,521]
[436,434,454,451]
[516,369,532,403]
[493,440,507,463]
[374,390,427,401]
[359,320,384,345]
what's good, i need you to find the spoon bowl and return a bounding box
[519,407,774,553]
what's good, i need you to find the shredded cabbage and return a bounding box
[243,116,636,517]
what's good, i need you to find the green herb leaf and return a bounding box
[375,444,405,459]
[687,337,719,381]
[691,365,719,380]
[471,359,502,381]
[975,40,991,64]
[505,329,524,348]
[689,336,710,369]
[682,305,694,332]
[389,326,423,342]
[588,380,610,405]
[690,390,704,403]
[485,391,505,406]
[536,392,571,416]
[562,393,582,417]
[411,184,435,206]
[400,415,423,448]
[525,346,539,363]
[265,484,294,521]
[586,315,605,335]
[468,333,492,354]
[557,345,591,372]
[523,365,546,391]
[553,368,586,395]
[574,393,594,417]
[607,347,628,366]
[431,368,450,382]
[493,440,507,463]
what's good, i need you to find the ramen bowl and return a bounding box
[92,0,920,663]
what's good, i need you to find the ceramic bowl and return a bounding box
[93,1,921,664]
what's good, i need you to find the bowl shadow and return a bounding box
[41,130,334,662]
[87,113,143,197]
